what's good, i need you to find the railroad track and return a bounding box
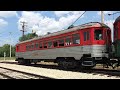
[0,72,15,79]
[0,66,53,79]
[80,68,120,78]
[1,61,120,78]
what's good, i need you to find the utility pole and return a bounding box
[4,52,6,60]
[101,11,104,24]
[9,32,12,58]
[20,21,27,39]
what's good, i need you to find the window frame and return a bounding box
[84,31,89,41]
[65,36,72,46]
[31,43,34,49]
[43,42,47,48]
[72,33,80,45]
[35,43,39,49]
[94,29,103,40]
[39,42,43,49]
[48,41,53,48]
[53,40,58,48]
[58,38,65,47]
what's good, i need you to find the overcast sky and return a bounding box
[0,11,120,46]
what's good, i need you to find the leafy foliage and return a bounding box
[19,33,38,41]
[0,44,15,57]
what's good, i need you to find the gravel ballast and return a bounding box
[0,61,120,79]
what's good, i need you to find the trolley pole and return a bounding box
[101,11,104,24]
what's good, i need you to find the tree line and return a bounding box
[0,44,15,57]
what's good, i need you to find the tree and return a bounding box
[11,46,15,57]
[0,44,15,57]
[19,33,38,42]
[2,44,10,57]
[0,47,4,57]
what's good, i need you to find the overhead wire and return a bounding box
[68,11,86,29]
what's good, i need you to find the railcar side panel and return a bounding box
[16,45,108,60]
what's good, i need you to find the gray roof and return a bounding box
[17,22,109,44]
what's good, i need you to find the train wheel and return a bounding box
[57,59,78,69]
[18,59,31,65]
[58,60,64,68]
[18,59,25,65]
[34,62,37,64]
[25,60,31,65]
[33,60,37,65]
[18,60,22,64]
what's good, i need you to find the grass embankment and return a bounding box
[0,57,16,60]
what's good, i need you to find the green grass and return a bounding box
[0,57,16,60]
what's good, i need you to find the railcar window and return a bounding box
[53,41,58,47]
[28,45,30,50]
[72,34,80,44]
[43,42,47,48]
[84,31,89,41]
[87,31,89,40]
[28,46,30,50]
[29,45,31,49]
[84,32,87,41]
[31,43,34,49]
[48,41,52,48]
[30,45,32,49]
[26,46,28,50]
[35,43,39,48]
[27,45,29,50]
[65,36,72,46]
[59,39,64,46]
[94,29,103,40]
[39,42,42,48]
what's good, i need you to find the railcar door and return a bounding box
[82,29,91,45]
[105,29,112,53]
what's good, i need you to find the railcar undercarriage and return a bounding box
[15,56,120,70]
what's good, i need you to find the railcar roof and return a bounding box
[114,16,120,24]
[17,22,109,44]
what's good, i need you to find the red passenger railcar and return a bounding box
[114,16,120,41]
[16,22,112,69]
[113,16,120,58]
